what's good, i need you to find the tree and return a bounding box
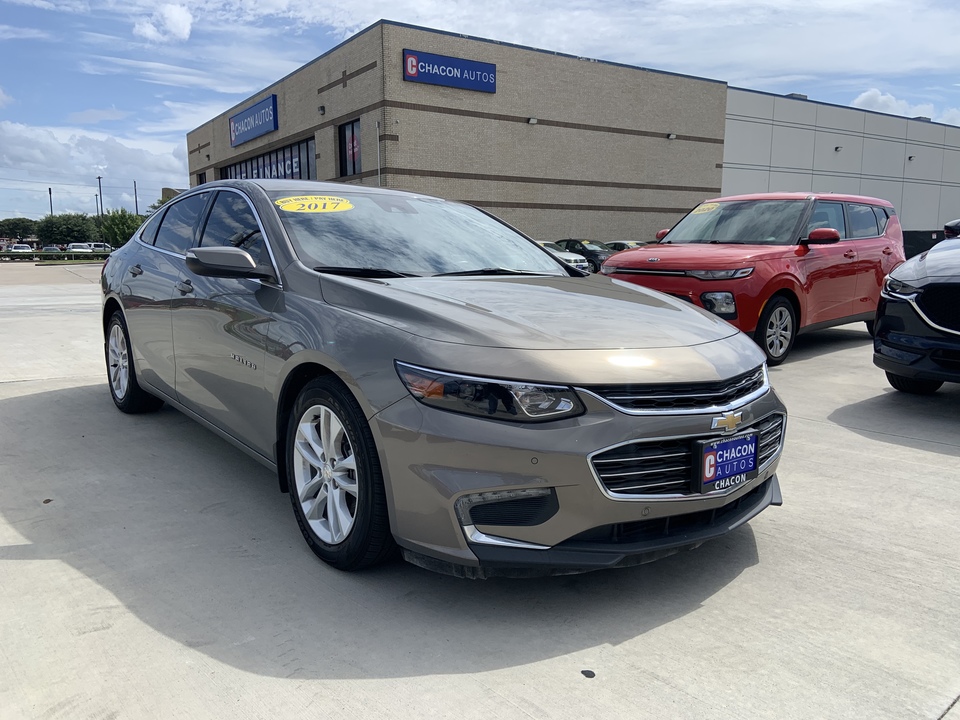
[0,217,38,240]
[36,213,98,246]
[100,208,145,248]
[147,196,170,213]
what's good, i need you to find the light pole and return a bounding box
[48,188,53,215]
[133,180,139,215]
[96,175,104,217]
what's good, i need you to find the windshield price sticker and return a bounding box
[698,432,758,493]
[275,196,354,213]
[692,202,720,214]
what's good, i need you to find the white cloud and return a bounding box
[67,107,132,124]
[0,88,13,109]
[0,24,51,40]
[852,88,960,124]
[133,4,193,43]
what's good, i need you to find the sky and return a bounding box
[1,0,960,220]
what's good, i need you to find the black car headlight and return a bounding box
[883,276,921,298]
[396,362,585,422]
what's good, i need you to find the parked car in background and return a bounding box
[601,193,905,364]
[535,241,589,272]
[607,241,647,253]
[66,243,94,253]
[42,246,61,252]
[556,239,615,272]
[944,218,959,240]
[873,237,960,394]
[10,244,33,252]
[91,243,112,252]
[102,179,786,578]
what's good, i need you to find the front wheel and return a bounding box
[588,259,599,273]
[865,320,876,337]
[754,297,796,366]
[286,377,395,570]
[885,372,942,395]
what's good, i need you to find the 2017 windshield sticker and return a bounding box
[275,196,354,213]
[692,202,720,214]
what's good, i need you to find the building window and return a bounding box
[219,139,315,181]
[197,171,207,185]
[338,120,361,177]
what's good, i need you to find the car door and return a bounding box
[797,200,858,325]
[171,189,282,458]
[846,203,895,316]
[121,192,210,399]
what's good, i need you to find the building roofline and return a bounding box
[728,85,960,131]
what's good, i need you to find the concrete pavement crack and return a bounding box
[937,691,960,720]
[789,413,960,450]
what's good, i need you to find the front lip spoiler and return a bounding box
[402,476,781,579]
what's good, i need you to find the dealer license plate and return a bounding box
[697,432,758,493]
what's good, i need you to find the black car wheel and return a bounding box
[754,297,796,366]
[105,312,164,414]
[286,376,395,570]
[885,372,943,395]
[588,259,599,273]
[865,320,875,337]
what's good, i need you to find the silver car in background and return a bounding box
[101,179,786,578]
[536,240,590,272]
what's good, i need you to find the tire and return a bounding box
[588,259,599,273]
[885,372,942,395]
[105,312,164,414]
[753,296,797,366]
[865,320,876,337]
[286,377,395,570]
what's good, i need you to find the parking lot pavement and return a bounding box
[0,263,958,720]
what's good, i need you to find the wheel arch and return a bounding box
[102,296,123,335]
[755,282,803,333]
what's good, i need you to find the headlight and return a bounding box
[600,265,616,275]
[700,291,737,317]
[396,362,585,422]
[687,268,754,280]
[883,276,921,297]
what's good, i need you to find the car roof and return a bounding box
[703,191,894,207]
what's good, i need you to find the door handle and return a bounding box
[175,280,194,295]
[843,251,856,259]
[128,264,143,277]
[882,247,893,255]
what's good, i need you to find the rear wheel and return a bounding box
[286,377,395,570]
[865,320,876,337]
[754,297,796,366]
[885,372,942,395]
[106,312,164,414]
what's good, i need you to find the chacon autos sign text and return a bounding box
[403,50,496,93]
[229,95,278,148]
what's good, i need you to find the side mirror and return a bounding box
[803,228,842,244]
[185,246,272,279]
[655,229,670,240]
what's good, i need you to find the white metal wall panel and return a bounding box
[723,119,772,166]
[770,125,815,170]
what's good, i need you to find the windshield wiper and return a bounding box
[433,267,550,277]
[314,266,416,278]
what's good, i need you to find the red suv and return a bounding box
[601,193,905,364]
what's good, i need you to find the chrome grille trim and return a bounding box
[577,365,769,415]
[588,412,786,502]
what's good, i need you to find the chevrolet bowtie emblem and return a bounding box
[711,411,743,432]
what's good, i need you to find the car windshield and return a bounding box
[70,243,91,249]
[270,191,565,276]
[663,200,808,245]
[580,241,612,252]
[540,242,565,252]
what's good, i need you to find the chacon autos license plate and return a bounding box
[696,431,759,493]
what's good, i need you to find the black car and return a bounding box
[606,241,648,253]
[556,239,615,272]
[873,238,960,394]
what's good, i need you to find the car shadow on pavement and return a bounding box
[0,384,763,680]
[779,325,873,366]
[827,384,960,458]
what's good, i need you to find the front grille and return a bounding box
[917,284,960,332]
[582,365,766,412]
[591,413,784,497]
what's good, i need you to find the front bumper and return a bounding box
[873,296,960,383]
[372,385,786,577]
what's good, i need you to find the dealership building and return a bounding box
[187,20,960,255]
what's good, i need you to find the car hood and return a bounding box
[892,239,960,282]
[319,273,740,350]
[606,243,788,269]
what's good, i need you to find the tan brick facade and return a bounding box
[187,21,727,242]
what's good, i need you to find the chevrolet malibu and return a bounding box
[602,193,905,365]
[101,179,786,578]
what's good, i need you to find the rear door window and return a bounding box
[847,203,880,238]
[807,201,846,238]
[872,206,889,233]
[154,193,210,255]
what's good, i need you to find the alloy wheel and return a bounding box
[293,404,360,545]
[764,306,793,359]
[108,322,130,400]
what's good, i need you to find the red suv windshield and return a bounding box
[663,200,808,246]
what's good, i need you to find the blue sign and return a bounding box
[403,49,496,93]
[229,95,278,147]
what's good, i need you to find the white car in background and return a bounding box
[66,243,94,253]
[10,244,33,252]
[536,241,589,272]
